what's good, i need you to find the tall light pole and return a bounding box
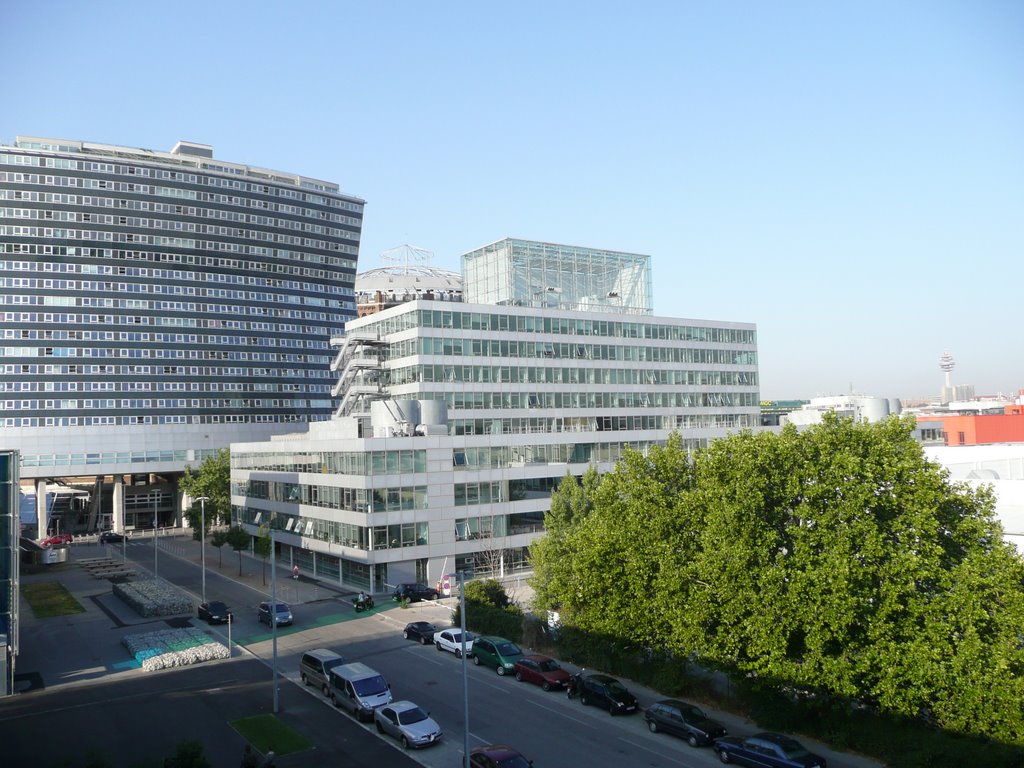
[458,571,469,768]
[153,495,158,579]
[269,515,279,713]
[196,496,210,603]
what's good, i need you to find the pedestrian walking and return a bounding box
[292,564,299,580]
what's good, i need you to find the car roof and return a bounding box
[306,648,342,660]
[472,745,524,758]
[407,621,434,627]
[388,700,421,713]
[585,673,617,682]
[754,732,803,748]
[520,653,554,662]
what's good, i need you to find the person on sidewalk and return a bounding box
[292,564,299,580]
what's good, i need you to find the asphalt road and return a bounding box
[4,538,883,768]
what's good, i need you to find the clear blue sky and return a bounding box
[4,1,1021,400]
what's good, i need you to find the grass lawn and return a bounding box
[22,581,85,618]
[230,714,313,756]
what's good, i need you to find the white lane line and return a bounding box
[618,735,698,766]
[529,698,600,728]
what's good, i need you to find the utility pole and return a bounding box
[196,496,210,603]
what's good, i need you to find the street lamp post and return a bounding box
[196,496,210,604]
[153,496,158,579]
[458,571,470,767]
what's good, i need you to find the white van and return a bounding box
[329,662,392,721]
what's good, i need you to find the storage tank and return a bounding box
[418,399,448,427]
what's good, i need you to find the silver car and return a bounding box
[373,700,443,749]
[257,601,293,626]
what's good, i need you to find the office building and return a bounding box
[0,136,363,535]
[231,239,759,591]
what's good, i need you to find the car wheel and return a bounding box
[472,655,480,665]
[375,721,384,733]
[542,680,551,691]
[497,666,506,676]
[515,671,524,682]
[580,693,589,706]
[401,736,410,750]
[436,641,443,651]
[403,630,410,639]
[718,748,731,763]
[648,720,658,733]
[608,701,617,716]
[301,673,308,686]
[331,694,340,708]
[455,649,463,659]
[687,734,699,748]
[420,636,429,645]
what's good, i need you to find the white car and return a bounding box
[374,700,443,749]
[433,628,475,658]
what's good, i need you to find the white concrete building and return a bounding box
[784,395,901,427]
[230,240,759,591]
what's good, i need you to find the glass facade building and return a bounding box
[0,136,363,534]
[232,240,758,592]
[462,238,652,314]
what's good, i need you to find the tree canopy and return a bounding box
[180,448,231,538]
[529,414,1024,744]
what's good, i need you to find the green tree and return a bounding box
[529,466,600,611]
[255,525,273,586]
[210,528,229,569]
[180,448,231,540]
[226,525,251,577]
[531,415,1024,743]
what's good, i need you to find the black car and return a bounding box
[197,601,233,625]
[577,673,639,715]
[393,583,439,602]
[403,621,437,644]
[644,699,726,746]
[714,732,827,768]
[99,531,125,543]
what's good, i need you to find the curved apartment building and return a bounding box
[0,136,363,534]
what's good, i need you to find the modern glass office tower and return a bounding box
[0,136,363,534]
[231,240,758,592]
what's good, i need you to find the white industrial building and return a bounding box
[230,239,760,592]
[783,395,902,426]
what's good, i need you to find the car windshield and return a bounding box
[397,707,428,725]
[274,604,289,612]
[209,602,227,612]
[538,659,561,672]
[496,642,521,655]
[496,756,532,768]
[450,631,473,643]
[606,680,628,694]
[353,675,388,696]
[680,703,705,718]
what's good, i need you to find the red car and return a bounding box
[513,654,571,691]
[470,745,534,768]
[41,533,73,547]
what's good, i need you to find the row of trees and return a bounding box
[530,414,1024,744]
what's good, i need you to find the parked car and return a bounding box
[99,531,125,543]
[433,628,474,658]
[713,732,827,768]
[472,636,524,675]
[374,700,443,749]
[197,601,233,625]
[393,582,439,602]
[257,601,293,626]
[513,654,571,691]
[402,621,437,644]
[300,649,347,696]
[644,699,726,746]
[469,744,534,768]
[577,673,639,715]
[41,533,73,546]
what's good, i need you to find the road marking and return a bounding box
[530,698,597,728]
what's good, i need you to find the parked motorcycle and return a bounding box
[352,594,375,612]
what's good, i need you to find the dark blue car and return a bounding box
[714,732,826,768]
